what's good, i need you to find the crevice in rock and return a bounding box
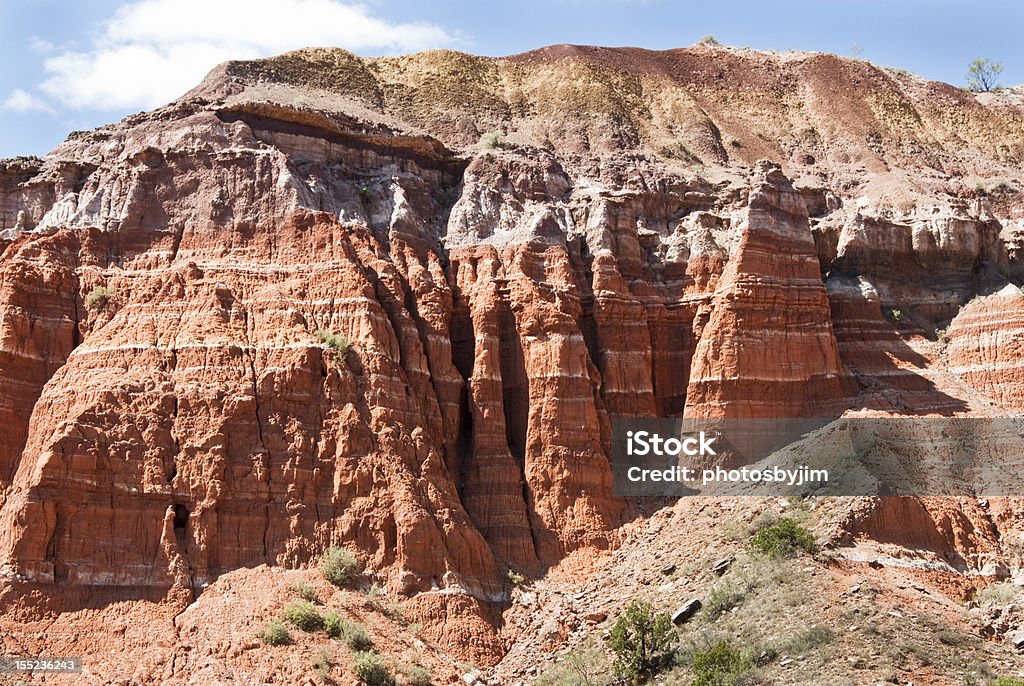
[240,308,269,456]
[395,265,450,431]
[173,504,190,531]
[449,283,476,481]
[363,264,409,372]
[454,383,473,498]
[450,287,475,380]
[568,236,602,373]
[168,220,186,264]
[168,350,181,484]
[497,298,528,463]
[173,503,191,557]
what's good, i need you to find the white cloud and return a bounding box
[28,36,56,54]
[34,0,456,111]
[2,88,55,115]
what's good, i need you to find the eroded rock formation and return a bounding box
[0,44,1023,679]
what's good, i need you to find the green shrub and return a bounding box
[257,618,292,645]
[283,600,325,632]
[86,285,115,309]
[479,131,504,149]
[691,642,753,686]
[315,329,353,356]
[325,611,345,638]
[507,569,526,586]
[992,678,1024,686]
[314,647,333,683]
[883,307,903,324]
[608,601,676,684]
[352,651,395,686]
[325,612,374,650]
[402,664,433,686]
[436,185,460,209]
[345,622,374,651]
[783,625,835,653]
[749,518,818,558]
[698,34,721,46]
[321,546,360,586]
[292,579,320,603]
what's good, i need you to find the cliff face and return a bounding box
[1,44,1023,678]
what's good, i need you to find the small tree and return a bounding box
[966,57,1003,92]
[608,601,677,684]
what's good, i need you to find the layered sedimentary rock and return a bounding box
[684,161,855,418]
[947,285,1024,409]
[823,212,1008,322]
[0,44,1023,676]
[826,275,968,415]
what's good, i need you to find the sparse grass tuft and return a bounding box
[704,582,747,621]
[320,546,360,587]
[402,664,433,686]
[977,582,1020,606]
[783,624,834,653]
[534,636,609,686]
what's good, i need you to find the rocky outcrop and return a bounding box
[684,161,855,418]
[947,284,1024,409]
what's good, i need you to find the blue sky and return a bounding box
[2,0,1022,158]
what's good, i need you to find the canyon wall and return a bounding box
[0,45,1022,666]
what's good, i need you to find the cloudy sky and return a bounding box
[1,0,1022,158]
